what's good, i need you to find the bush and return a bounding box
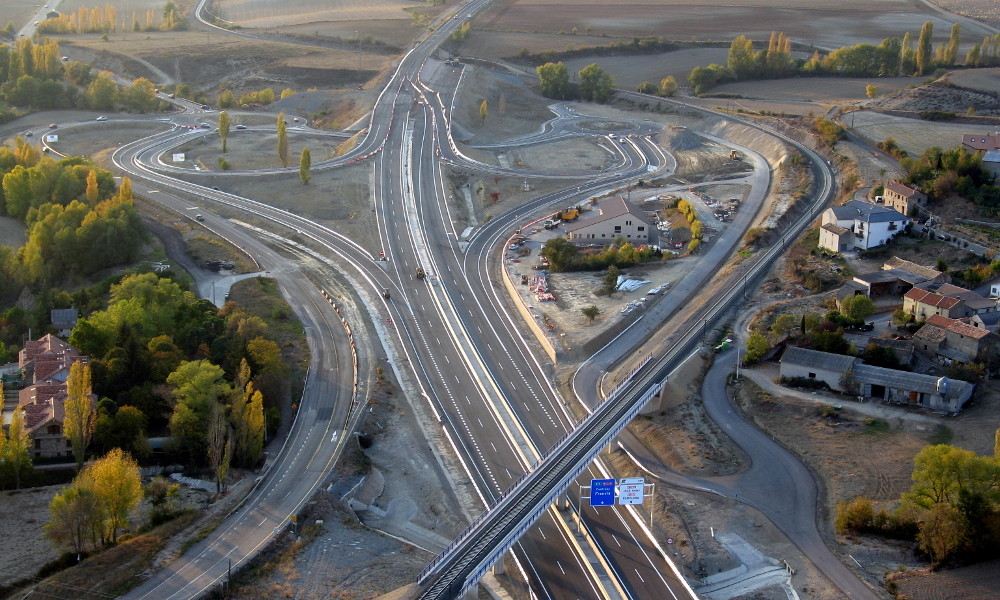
[919,110,957,121]
[836,496,877,533]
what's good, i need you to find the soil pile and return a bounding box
[663,126,703,151]
[869,81,1000,116]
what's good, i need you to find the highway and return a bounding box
[53,2,867,600]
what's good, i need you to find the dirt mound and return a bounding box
[868,80,1000,116]
[662,126,703,151]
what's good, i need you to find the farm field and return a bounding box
[0,0,46,32]
[473,0,994,53]
[709,76,924,104]
[930,0,1000,28]
[850,109,981,159]
[947,67,1000,93]
[215,0,427,28]
[61,32,386,92]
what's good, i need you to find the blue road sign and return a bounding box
[590,478,616,506]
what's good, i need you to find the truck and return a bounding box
[560,208,579,221]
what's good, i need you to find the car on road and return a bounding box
[48,123,57,129]
[235,124,247,129]
[200,122,211,128]
[201,104,210,109]
[195,214,204,221]
[96,116,107,121]
[293,117,299,122]
[24,131,32,137]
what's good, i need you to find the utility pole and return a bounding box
[356,31,362,73]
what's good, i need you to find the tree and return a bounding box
[728,35,756,79]
[126,77,157,113]
[479,99,488,125]
[917,502,964,565]
[280,88,296,99]
[578,63,615,103]
[217,89,234,108]
[167,360,231,459]
[5,407,31,489]
[582,305,600,324]
[299,147,311,184]
[85,169,99,207]
[966,43,981,67]
[916,21,933,75]
[936,258,948,272]
[540,237,577,271]
[82,448,141,543]
[87,71,118,111]
[841,294,875,320]
[945,23,961,65]
[45,485,100,553]
[207,402,231,494]
[659,76,678,97]
[602,265,620,296]
[771,313,798,338]
[744,332,771,363]
[900,31,916,75]
[866,84,877,99]
[64,360,96,471]
[218,110,230,153]
[276,112,289,167]
[892,308,912,326]
[536,62,570,99]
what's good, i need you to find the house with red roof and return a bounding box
[11,335,92,459]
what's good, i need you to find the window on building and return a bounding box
[614,226,621,233]
[66,439,72,448]
[626,220,631,226]
[47,424,60,435]
[638,226,644,232]
[34,439,41,449]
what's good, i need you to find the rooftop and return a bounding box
[781,346,857,372]
[565,197,650,233]
[832,200,907,224]
[883,257,948,282]
[905,288,962,309]
[821,223,851,236]
[853,364,972,399]
[885,181,923,199]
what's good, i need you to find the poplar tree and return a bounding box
[277,112,289,167]
[85,169,99,207]
[64,360,96,471]
[218,110,230,153]
[6,407,32,489]
[916,21,933,75]
[299,147,311,184]
[945,23,961,65]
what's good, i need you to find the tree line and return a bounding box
[541,236,661,271]
[536,61,616,102]
[836,436,1000,568]
[900,145,1000,217]
[0,148,144,289]
[0,38,171,112]
[37,2,186,34]
[688,23,996,95]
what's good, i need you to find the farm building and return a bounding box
[819,223,853,253]
[883,257,950,284]
[564,197,652,244]
[912,314,1000,366]
[779,347,855,390]
[961,133,1000,153]
[882,181,925,217]
[779,346,974,414]
[851,268,927,297]
[819,200,908,252]
[982,150,1000,180]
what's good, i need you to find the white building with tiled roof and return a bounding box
[564,197,652,244]
[819,200,909,251]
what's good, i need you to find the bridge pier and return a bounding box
[464,584,479,600]
[493,553,506,575]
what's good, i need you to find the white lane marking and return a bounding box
[557,561,565,575]
[634,568,645,583]
[538,527,546,540]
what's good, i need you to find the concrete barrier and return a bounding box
[501,257,558,363]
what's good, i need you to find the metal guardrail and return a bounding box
[417,380,664,599]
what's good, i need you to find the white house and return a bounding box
[819,200,909,252]
[565,197,652,244]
